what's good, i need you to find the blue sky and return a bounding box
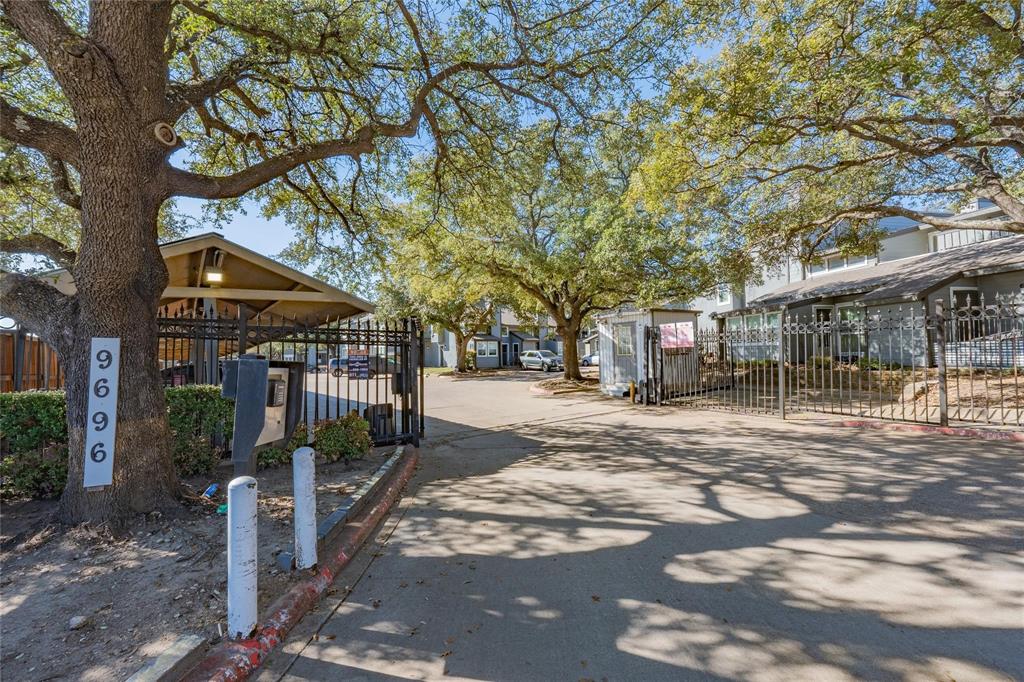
[177,197,296,263]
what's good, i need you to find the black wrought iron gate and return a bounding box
[158,311,424,446]
[646,298,1023,428]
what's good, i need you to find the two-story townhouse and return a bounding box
[699,200,1023,366]
[422,308,564,369]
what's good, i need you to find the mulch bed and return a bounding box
[0,448,392,682]
[535,376,599,393]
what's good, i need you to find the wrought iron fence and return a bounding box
[648,297,1023,428]
[159,309,424,445]
[1,310,426,446]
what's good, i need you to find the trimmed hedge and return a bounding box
[0,386,235,499]
[256,423,309,470]
[165,385,234,476]
[0,388,373,500]
[314,413,372,462]
[0,391,66,456]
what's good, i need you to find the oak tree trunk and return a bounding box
[558,322,583,380]
[50,2,179,525]
[454,333,470,372]
[58,146,178,524]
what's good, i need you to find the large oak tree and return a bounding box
[0,0,694,523]
[404,121,716,380]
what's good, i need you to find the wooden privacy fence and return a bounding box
[0,328,63,393]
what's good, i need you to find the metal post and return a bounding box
[778,307,786,419]
[410,320,421,446]
[935,298,949,427]
[419,325,426,439]
[292,447,317,570]
[238,303,248,354]
[12,328,25,392]
[227,476,258,639]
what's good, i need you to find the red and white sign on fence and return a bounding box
[659,321,695,349]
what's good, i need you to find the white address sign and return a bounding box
[83,337,120,489]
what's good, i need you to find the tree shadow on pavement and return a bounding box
[272,410,1024,681]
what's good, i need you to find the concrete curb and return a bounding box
[127,634,206,682]
[835,419,1024,442]
[180,447,420,682]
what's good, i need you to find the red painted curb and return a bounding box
[835,420,1024,443]
[182,448,420,682]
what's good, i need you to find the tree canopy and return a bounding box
[0,0,705,523]
[374,207,513,371]
[398,120,716,378]
[635,0,1024,269]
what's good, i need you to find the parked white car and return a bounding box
[519,350,563,372]
[581,353,599,367]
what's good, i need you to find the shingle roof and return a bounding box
[747,235,1024,309]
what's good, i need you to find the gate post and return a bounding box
[777,307,786,420]
[642,326,650,406]
[409,319,421,447]
[935,298,949,426]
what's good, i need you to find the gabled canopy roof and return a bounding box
[45,232,374,325]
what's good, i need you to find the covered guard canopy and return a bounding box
[45,232,374,325]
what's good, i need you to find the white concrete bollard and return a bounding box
[292,447,318,570]
[227,476,258,639]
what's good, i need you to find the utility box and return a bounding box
[363,403,395,442]
[222,355,304,476]
[257,366,290,446]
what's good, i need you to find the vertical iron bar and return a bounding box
[936,298,949,427]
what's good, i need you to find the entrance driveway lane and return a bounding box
[265,376,1024,681]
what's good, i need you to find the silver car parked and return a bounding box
[519,349,563,372]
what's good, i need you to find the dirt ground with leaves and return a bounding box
[0,447,393,681]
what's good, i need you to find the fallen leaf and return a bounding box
[591,595,600,602]
[441,649,453,658]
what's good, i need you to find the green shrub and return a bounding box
[0,446,68,500]
[856,357,903,371]
[465,348,477,370]
[0,391,67,455]
[314,413,371,463]
[165,385,234,477]
[256,423,309,470]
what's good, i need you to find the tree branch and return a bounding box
[0,272,77,351]
[817,205,1023,233]
[165,56,543,199]
[1,233,77,267]
[0,97,81,165]
[44,154,81,209]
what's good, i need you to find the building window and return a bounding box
[933,228,1011,253]
[836,305,865,358]
[765,312,781,328]
[613,324,634,356]
[501,326,509,337]
[808,254,874,277]
[716,284,731,305]
[476,340,498,357]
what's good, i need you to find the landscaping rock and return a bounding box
[68,616,90,630]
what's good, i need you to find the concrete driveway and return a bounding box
[260,372,1023,681]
